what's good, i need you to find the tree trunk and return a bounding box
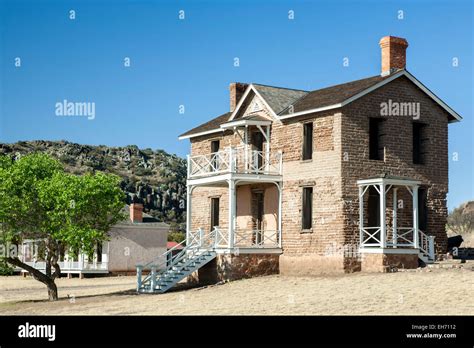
[6,257,60,301]
[46,279,58,301]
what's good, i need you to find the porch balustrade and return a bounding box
[187,147,283,178]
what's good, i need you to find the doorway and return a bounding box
[251,131,264,172]
[252,191,264,245]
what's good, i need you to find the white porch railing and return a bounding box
[234,229,280,248]
[188,147,283,178]
[360,226,435,260]
[17,260,108,272]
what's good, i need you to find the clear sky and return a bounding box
[0,0,472,210]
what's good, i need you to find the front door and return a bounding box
[252,191,264,245]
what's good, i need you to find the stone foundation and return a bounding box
[189,253,280,285]
[279,254,346,275]
[361,252,419,272]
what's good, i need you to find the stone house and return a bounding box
[137,35,462,293]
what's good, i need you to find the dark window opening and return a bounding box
[210,197,220,231]
[418,188,428,231]
[302,187,313,230]
[413,123,427,164]
[369,118,384,160]
[367,186,380,227]
[210,140,220,171]
[302,122,313,160]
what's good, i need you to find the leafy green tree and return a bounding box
[0,153,124,300]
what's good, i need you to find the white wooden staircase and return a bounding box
[137,229,217,294]
[418,230,436,264]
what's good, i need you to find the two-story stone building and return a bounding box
[137,36,462,293]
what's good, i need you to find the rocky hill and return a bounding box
[0,140,187,225]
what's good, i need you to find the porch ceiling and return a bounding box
[220,115,272,129]
[357,174,421,187]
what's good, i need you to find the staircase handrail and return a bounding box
[139,229,217,289]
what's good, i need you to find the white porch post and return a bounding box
[265,125,270,171]
[186,185,193,246]
[359,185,364,247]
[392,188,398,247]
[412,185,419,249]
[244,125,249,172]
[380,183,387,248]
[228,179,236,249]
[277,182,282,248]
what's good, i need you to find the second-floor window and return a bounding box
[302,187,313,230]
[210,140,220,171]
[302,122,313,160]
[369,118,384,161]
[413,123,427,164]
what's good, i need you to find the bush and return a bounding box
[0,260,14,276]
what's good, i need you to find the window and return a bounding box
[211,140,220,153]
[302,187,313,230]
[369,118,384,160]
[210,140,220,171]
[413,123,427,164]
[302,122,313,160]
[418,188,428,231]
[210,197,220,231]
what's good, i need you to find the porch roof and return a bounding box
[220,115,272,129]
[357,174,421,186]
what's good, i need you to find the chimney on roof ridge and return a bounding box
[130,203,143,223]
[379,36,409,76]
[229,82,249,112]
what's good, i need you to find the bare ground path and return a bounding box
[0,269,472,315]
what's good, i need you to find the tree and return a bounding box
[0,153,125,301]
[447,202,474,236]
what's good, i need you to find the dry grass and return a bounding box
[0,269,473,315]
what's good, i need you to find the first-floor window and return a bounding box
[302,187,313,230]
[210,197,220,231]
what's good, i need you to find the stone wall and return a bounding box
[361,252,419,272]
[192,253,280,285]
[341,75,449,256]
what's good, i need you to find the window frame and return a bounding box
[301,186,313,231]
[302,122,314,161]
[369,118,385,161]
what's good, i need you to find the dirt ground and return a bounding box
[0,269,472,315]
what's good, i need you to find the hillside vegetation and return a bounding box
[0,141,186,226]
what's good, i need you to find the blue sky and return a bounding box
[0,0,472,210]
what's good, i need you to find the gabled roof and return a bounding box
[178,112,231,139]
[278,75,386,116]
[178,70,462,140]
[252,84,308,115]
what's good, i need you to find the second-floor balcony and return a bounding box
[187,146,283,179]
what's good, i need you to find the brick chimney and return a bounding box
[229,82,248,112]
[130,203,143,223]
[379,36,409,76]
